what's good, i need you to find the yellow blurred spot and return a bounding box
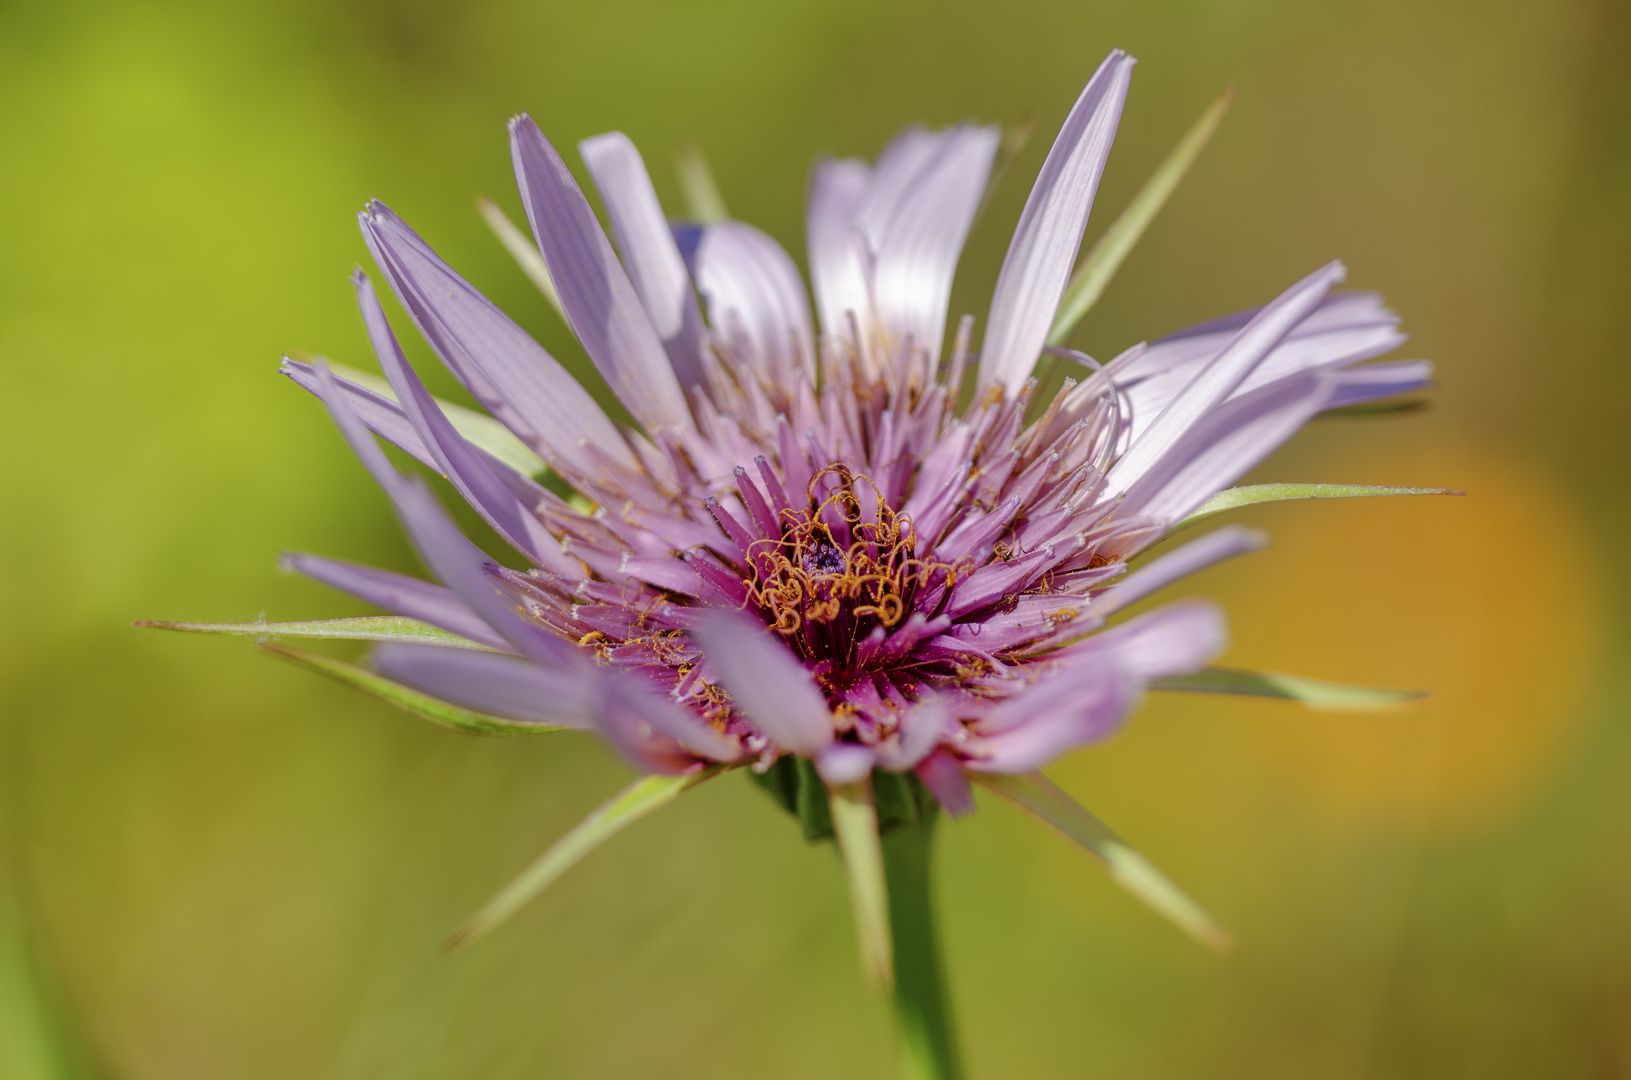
[1216,439,1603,832]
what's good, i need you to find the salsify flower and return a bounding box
[147,48,1448,1077]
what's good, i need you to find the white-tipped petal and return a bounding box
[870,125,1000,370]
[806,158,872,346]
[692,220,816,384]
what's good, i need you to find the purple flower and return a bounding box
[167,48,1441,982]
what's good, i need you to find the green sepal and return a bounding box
[1152,665,1424,709]
[254,641,561,736]
[749,754,800,815]
[477,196,567,323]
[796,759,836,841]
[1177,482,1462,531]
[874,769,937,833]
[448,765,733,950]
[749,759,935,842]
[1048,89,1232,347]
[136,615,494,651]
[972,770,1231,951]
[673,142,729,223]
[326,362,550,481]
[748,757,833,839]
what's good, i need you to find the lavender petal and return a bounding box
[692,220,816,385]
[805,157,872,343]
[358,201,634,474]
[1324,359,1433,409]
[352,270,576,575]
[1113,371,1339,527]
[869,125,1000,370]
[509,115,695,436]
[1089,525,1267,619]
[281,357,435,468]
[915,750,976,817]
[1105,261,1345,495]
[312,362,582,671]
[598,677,742,767]
[372,642,598,727]
[282,552,511,651]
[580,132,710,395]
[694,612,833,756]
[967,676,1134,773]
[979,50,1135,394]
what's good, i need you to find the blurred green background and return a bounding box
[2,0,1628,1076]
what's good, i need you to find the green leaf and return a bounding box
[137,615,495,651]
[1048,89,1233,347]
[477,196,567,323]
[327,361,550,481]
[971,771,1231,951]
[673,141,729,223]
[255,641,561,736]
[829,777,895,989]
[1177,482,1463,530]
[1153,666,1424,710]
[447,767,730,950]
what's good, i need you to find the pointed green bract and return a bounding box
[673,142,729,223]
[750,757,936,841]
[255,641,559,735]
[1048,89,1233,347]
[327,361,550,481]
[1177,482,1462,530]
[972,771,1231,951]
[829,778,895,989]
[138,615,495,651]
[477,196,567,322]
[447,767,729,950]
[1153,666,1424,709]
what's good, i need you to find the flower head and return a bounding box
[188,48,1438,964]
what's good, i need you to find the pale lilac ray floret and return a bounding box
[278,48,1430,823]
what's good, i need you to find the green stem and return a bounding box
[882,808,963,1080]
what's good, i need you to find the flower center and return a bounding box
[740,468,959,672]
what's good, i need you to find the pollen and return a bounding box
[740,467,961,670]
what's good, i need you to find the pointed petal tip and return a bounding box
[357,199,394,228]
